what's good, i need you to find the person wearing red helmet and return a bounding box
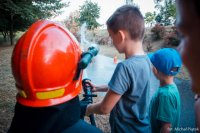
[8,20,102,133]
[176,0,200,131]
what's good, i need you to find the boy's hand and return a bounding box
[85,80,97,92]
[84,80,108,92]
[85,89,122,116]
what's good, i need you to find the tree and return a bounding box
[65,10,80,40]
[151,24,165,41]
[125,0,134,5]
[0,18,9,41]
[144,12,156,27]
[155,14,163,24]
[124,0,139,7]
[0,0,68,45]
[77,0,100,30]
[154,0,176,26]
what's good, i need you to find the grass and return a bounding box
[99,45,125,60]
[98,44,190,80]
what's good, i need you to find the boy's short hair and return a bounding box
[106,5,145,41]
[148,48,182,76]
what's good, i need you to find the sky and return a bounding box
[52,0,156,25]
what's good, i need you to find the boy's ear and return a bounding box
[118,30,126,42]
[152,66,158,75]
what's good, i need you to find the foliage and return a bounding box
[65,10,80,41]
[146,42,153,52]
[32,0,68,19]
[163,26,180,47]
[97,36,111,45]
[154,0,176,26]
[77,0,100,30]
[0,0,68,45]
[155,14,163,23]
[0,18,9,41]
[124,0,139,8]
[151,24,165,41]
[125,0,134,5]
[144,12,156,27]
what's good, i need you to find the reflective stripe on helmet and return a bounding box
[36,88,65,100]
[18,89,27,98]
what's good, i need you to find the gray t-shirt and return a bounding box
[108,55,152,133]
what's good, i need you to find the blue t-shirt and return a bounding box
[108,55,152,133]
[149,84,181,133]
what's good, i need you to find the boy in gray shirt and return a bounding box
[85,5,152,133]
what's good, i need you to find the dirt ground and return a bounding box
[0,45,16,133]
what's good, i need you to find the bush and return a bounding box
[97,36,112,45]
[151,24,165,41]
[146,42,153,52]
[65,11,80,41]
[163,26,180,47]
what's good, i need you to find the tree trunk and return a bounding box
[1,31,7,41]
[4,34,7,41]
[10,14,14,45]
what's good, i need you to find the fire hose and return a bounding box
[73,46,99,126]
[74,46,99,80]
[80,79,97,126]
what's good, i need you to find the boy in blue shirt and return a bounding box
[148,48,182,133]
[85,5,152,133]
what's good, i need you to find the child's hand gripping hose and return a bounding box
[80,79,97,126]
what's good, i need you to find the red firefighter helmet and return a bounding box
[12,20,82,107]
